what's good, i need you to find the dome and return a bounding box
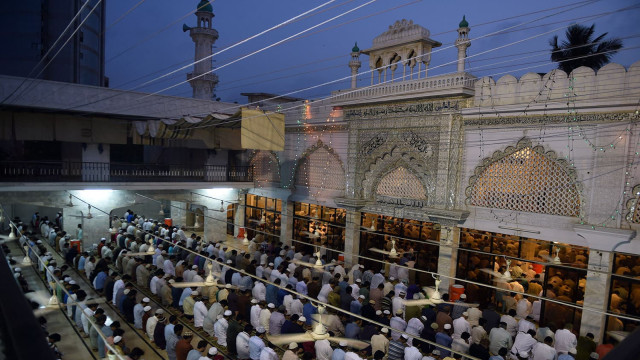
[352,42,360,53]
[459,15,469,28]
[197,0,213,13]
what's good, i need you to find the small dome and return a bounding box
[459,15,469,28]
[352,42,360,53]
[197,0,213,13]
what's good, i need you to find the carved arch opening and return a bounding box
[249,150,281,185]
[293,140,345,191]
[465,138,581,217]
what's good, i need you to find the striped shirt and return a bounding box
[389,340,406,360]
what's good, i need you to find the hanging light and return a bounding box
[86,204,93,219]
[219,200,224,212]
[66,194,74,207]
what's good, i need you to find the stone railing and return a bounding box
[331,72,476,105]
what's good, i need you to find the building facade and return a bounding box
[243,18,640,342]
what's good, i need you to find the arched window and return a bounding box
[376,166,427,200]
[295,143,345,190]
[250,151,280,185]
[466,139,580,216]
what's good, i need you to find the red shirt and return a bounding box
[175,339,193,360]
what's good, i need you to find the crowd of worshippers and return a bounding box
[21,211,622,360]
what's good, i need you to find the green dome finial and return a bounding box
[459,15,468,28]
[352,42,360,53]
[197,0,213,13]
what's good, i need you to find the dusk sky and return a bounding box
[104,0,640,104]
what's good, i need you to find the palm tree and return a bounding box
[549,23,622,74]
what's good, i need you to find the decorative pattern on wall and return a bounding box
[294,140,346,190]
[465,138,581,217]
[625,184,640,223]
[376,166,427,200]
[249,150,281,185]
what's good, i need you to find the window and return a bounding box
[245,194,281,243]
[360,213,440,286]
[606,253,640,337]
[293,202,346,262]
[466,139,580,217]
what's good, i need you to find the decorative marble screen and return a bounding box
[295,146,345,190]
[625,184,640,223]
[250,151,280,184]
[376,166,427,200]
[466,140,580,217]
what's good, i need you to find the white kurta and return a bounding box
[193,301,208,328]
[315,339,333,360]
[214,317,229,346]
[251,305,262,329]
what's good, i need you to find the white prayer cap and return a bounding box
[225,284,232,289]
[192,265,198,269]
[101,238,106,241]
[380,269,385,274]
[268,303,275,309]
[268,262,274,266]
[280,250,285,255]
[358,295,365,299]
[142,297,150,303]
[289,342,298,350]
[519,351,530,358]
[401,334,409,339]
[383,310,390,315]
[224,310,232,316]
[396,309,403,315]
[298,316,306,322]
[339,341,348,347]
[256,326,266,334]
[123,289,130,295]
[356,279,361,283]
[376,310,382,315]
[389,276,395,281]
[226,260,232,264]
[444,324,451,330]
[432,350,440,356]
[460,294,467,299]
[209,347,218,355]
[113,336,122,344]
[69,280,76,285]
[359,264,364,268]
[251,299,258,304]
[462,311,469,317]
[155,309,164,315]
[381,327,389,334]
[143,306,152,311]
[569,349,577,355]
[590,352,599,359]
[168,279,175,284]
[191,291,199,296]
[36,240,42,244]
[14,268,22,273]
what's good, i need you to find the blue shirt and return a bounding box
[303,302,317,326]
[266,284,278,305]
[489,356,504,360]
[345,322,361,339]
[94,271,107,290]
[78,256,86,271]
[435,332,453,358]
[165,324,175,342]
[99,325,112,358]
[558,355,574,360]
[332,348,346,360]
[179,288,193,306]
[350,300,362,315]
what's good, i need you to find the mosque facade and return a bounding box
[245,18,640,342]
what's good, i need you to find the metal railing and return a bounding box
[0,161,253,183]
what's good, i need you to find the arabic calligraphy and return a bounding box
[359,134,386,157]
[402,131,432,155]
[345,100,460,119]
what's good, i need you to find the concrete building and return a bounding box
[0,0,107,87]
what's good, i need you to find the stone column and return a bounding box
[581,250,612,340]
[344,208,361,268]
[437,225,460,293]
[204,207,227,243]
[573,225,636,340]
[170,201,187,228]
[280,200,294,247]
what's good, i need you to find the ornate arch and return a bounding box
[624,184,640,224]
[362,146,434,202]
[465,138,581,217]
[293,140,345,190]
[249,150,281,185]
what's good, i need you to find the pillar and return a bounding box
[437,225,460,293]
[280,201,294,247]
[581,250,612,340]
[204,207,227,243]
[233,196,246,238]
[343,208,361,268]
[170,201,187,228]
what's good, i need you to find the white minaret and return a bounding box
[349,42,362,89]
[455,15,471,73]
[185,0,219,100]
